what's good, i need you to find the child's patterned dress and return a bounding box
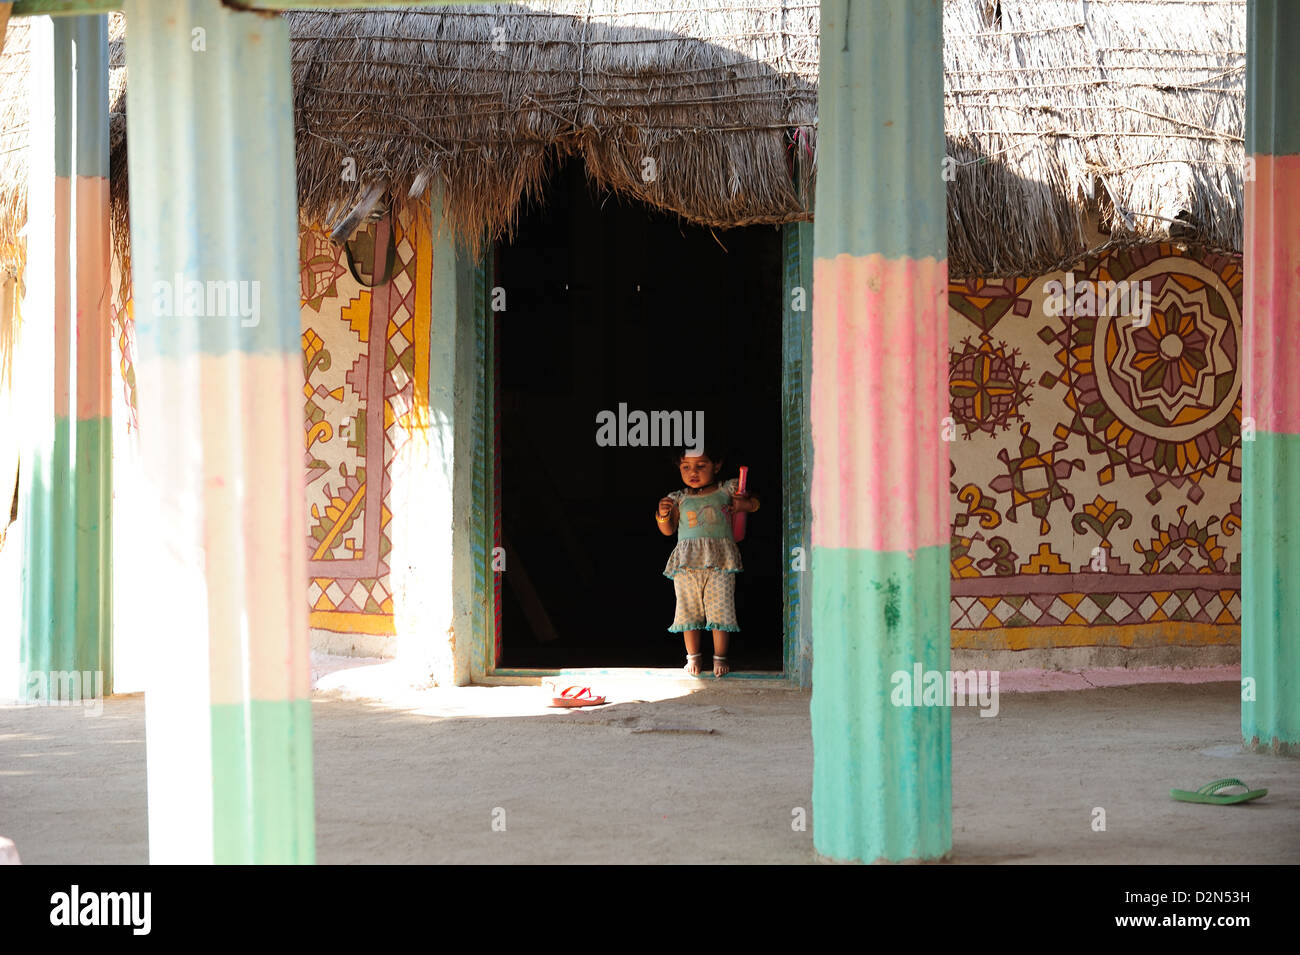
[663,478,742,632]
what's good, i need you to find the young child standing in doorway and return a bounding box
[655,448,760,677]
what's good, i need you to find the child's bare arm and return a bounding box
[655,497,678,535]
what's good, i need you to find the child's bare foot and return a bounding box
[713,654,729,678]
[684,652,704,676]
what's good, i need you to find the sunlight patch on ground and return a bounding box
[311,652,698,718]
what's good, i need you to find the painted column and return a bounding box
[1242,0,1300,755]
[391,188,480,687]
[810,0,951,861]
[19,15,112,702]
[124,0,313,862]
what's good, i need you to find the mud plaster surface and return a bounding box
[1,679,1297,864]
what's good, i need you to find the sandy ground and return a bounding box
[1,665,1298,864]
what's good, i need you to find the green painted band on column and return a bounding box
[73,415,111,688]
[20,417,70,689]
[210,699,315,864]
[1241,430,1300,749]
[814,0,945,260]
[20,415,111,695]
[1247,0,1300,156]
[811,544,952,862]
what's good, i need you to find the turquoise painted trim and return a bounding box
[123,0,300,357]
[471,239,491,677]
[1247,0,1300,156]
[210,699,315,864]
[484,243,497,666]
[815,0,945,259]
[811,545,952,862]
[428,194,485,684]
[1241,430,1300,750]
[71,16,110,180]
[781,220,813,688]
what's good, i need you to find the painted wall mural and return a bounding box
[108,234,1240,658]
[300,209,430,638]
[109,210,428,649]
[948,244,1243,653]
[108,210,430,648]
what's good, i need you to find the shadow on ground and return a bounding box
[1,681,1296,863]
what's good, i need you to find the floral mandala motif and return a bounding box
[949,334,1033,437]
[1038,246,1242,504]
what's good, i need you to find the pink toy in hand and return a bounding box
[732,466,749,542]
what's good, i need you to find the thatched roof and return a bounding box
[0,0,1246,282]
[105,2,819,268]
[290,3,819,247]
[945,0,1246,276]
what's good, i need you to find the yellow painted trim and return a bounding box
[412,204,432,426]
[951,622,1240,651]
[309,610,396,635]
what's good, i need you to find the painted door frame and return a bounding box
[473,223,814,687]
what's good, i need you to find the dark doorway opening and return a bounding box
[495,157,784,671]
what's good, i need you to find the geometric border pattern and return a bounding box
[952,588,1241,628]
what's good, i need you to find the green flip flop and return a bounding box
[1170,778,1268,805]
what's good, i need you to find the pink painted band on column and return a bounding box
[134,350,310,706]
[810,253,950,552]
[75,175,113,421]
[1244,153,1300,436]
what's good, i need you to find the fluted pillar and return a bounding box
[124,0,314,862]
[1242,0,1300,755]
[19,14,112,702]
[810,0,951,862]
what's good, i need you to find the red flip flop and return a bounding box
[547,685,607,708]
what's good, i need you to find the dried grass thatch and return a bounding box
[0,0,1248,282]
[0,14,26,277]
[945,0,1246,276]
[288,2,819,253]
[96,2,819,260]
